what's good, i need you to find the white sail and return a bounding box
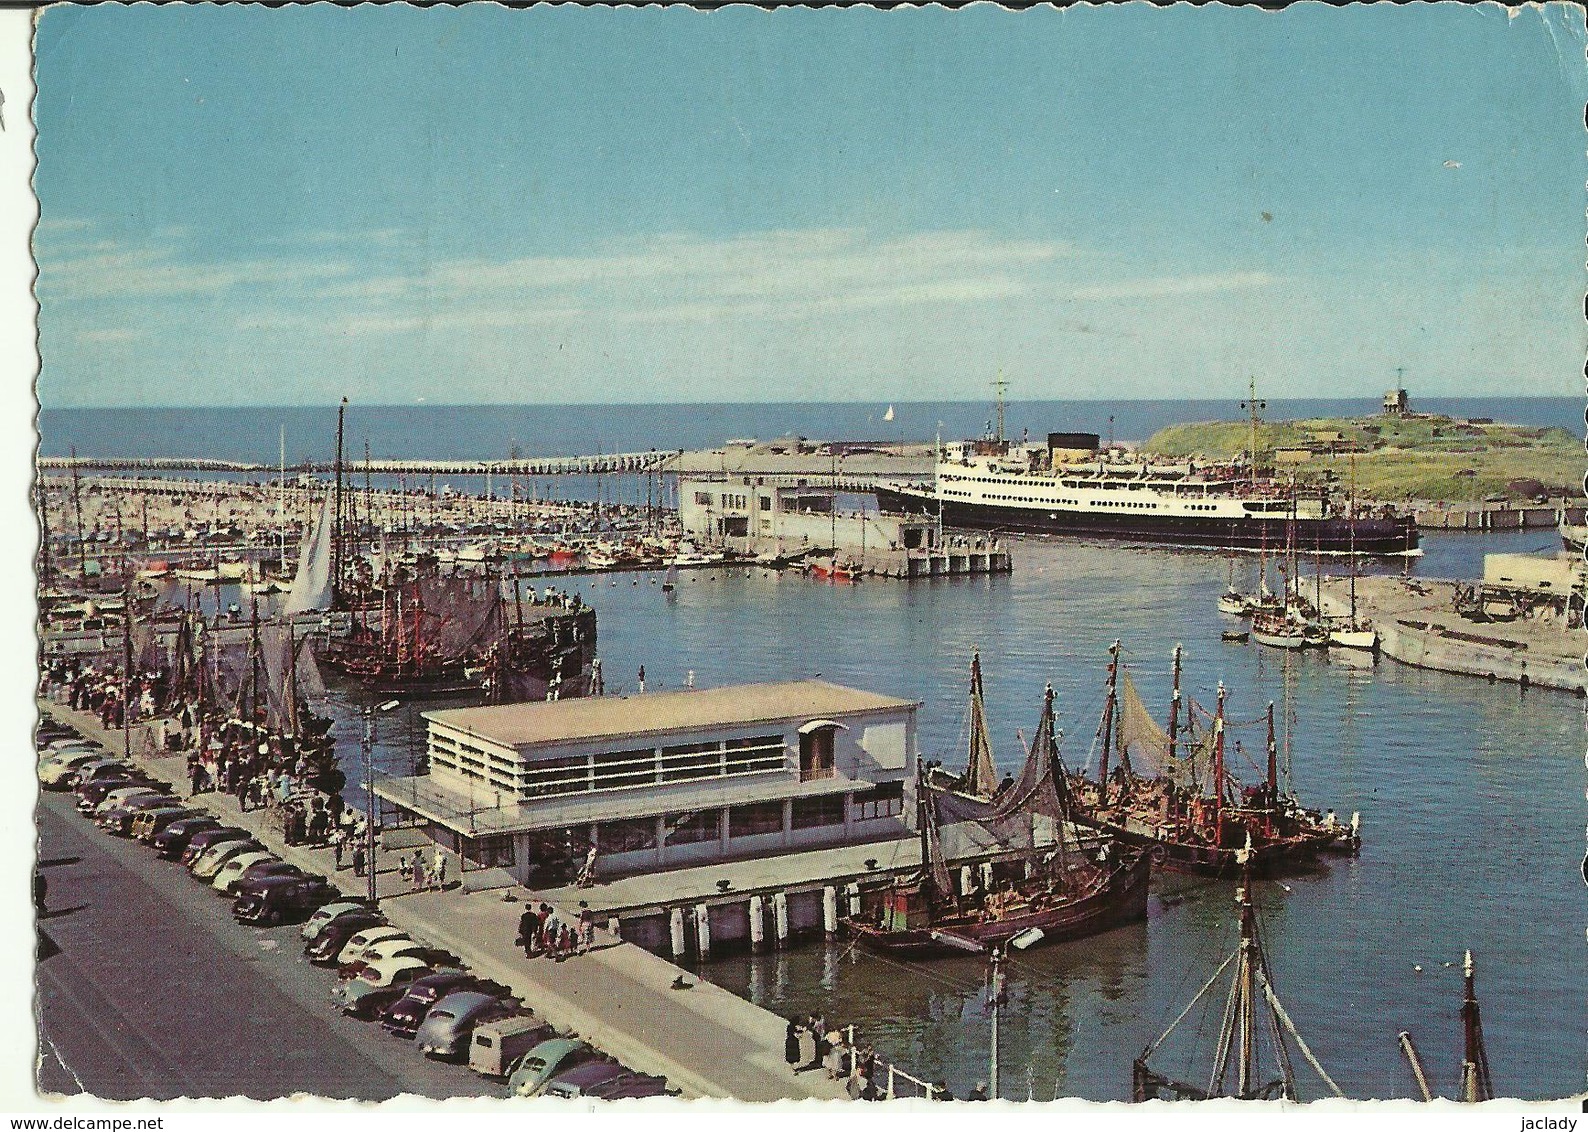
[883,404,895,422]
[283,490,335,614]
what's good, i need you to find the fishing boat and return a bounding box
[1133,844,1347,1101]
[1328,490,1378,650]
[843,679,1151,958]
[1068,642,1358,877]
[1217,588,1249,616]
[1220,629,1249,643]
[1250,610,1308,650]
[810,557,860,583]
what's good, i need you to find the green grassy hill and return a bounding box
[1143,414,1579,503]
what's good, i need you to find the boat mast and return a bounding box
[993,372,1008,446]
[1348,452,1359,624]
[332,398,347,609]
[1211,682,1227,847]
[36,479,51,590]
[279,424,287,570]
[1098,639,1121,805]
[1240,378,1266,489]
[1166,643,1182,764]
[1265,702,1278,833]
[69,447,87,585]
[120,581,133,762]
[966,649,995,797]
[1458,950,1494,1102]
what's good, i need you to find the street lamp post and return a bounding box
[362,699,400,905]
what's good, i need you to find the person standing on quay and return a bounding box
[432,847,447,891]
[351,841,366,879]
[518,904,537,958]
[410,854,426,893]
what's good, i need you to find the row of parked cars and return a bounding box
[36,718,674,1101]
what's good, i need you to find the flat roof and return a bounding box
[424,680,918,749]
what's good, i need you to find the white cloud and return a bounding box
[1068,272,1278,301]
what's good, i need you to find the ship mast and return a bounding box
[1166,643,1182,765]
[1458,950,1494,1102]
[1264,702,1278,835]
[1240,378,1266,489]
[993,372,1009,445]
[1211,682,1227,847]
[965,649,996,798]
[1098,640,1121,805]
[69,447,87,585]
[332,398,347,609]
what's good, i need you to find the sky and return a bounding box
[28,2,1588,407]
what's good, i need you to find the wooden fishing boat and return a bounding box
[1133,844,1346,1101]
[844,670,1150,958]
[1069,642,1358,877]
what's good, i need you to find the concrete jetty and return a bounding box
[37,700,850,1101]
[1318,574,1586,693]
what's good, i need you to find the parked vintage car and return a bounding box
[335,926,410,969]
[378,971,485,1039]
[151,816,223,858]
[468,1015,555,1078]
[190,838,266,880]
[338,936,430,980]
[300,901,371,942]
[507,1038,602,1098]
[71,760,134,791]
[76,775,149,812]
[540,1059,630,1100]
[220,859,303,897]
[93,787,170,823]
[99,793,182,835]
[179,827,251,866]
[131,805,206,843]
[38,750,103,788]
[233,874,339,926]
[414,991,516,1061]
[210,851,280,894]
[331,957,449,1018]
[586,1071,673,1100]
[305,912,389,964]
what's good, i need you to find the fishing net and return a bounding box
[413,575,503,656]
[932,695,1069,858]
[1117,670,1212,791]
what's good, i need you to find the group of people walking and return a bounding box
[784,1014,882,1099]
[516,901,597,960]
[396,847,450,893]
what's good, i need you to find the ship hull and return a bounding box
[843,851,1151,958]
[1071,814,1327,878]
[875,485,1418,555]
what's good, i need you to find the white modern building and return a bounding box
[373,679,918,887]
[679,476,940,554]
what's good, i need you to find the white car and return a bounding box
[38,750,102,787]
[336,925,409,968]
[191,838,263,880]
[340,937,425,978]
[211,851,279,894]
[41,738,98,757]
[94,787,163,819]
[301,901,368,942]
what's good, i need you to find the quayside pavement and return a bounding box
[37,699,849,1103]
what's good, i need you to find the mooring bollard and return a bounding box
[822,885,838,937]
[773,890,790,946]
[669,906,685,959]
[694,903,712,959]
[749,894,766,952]
[844,882,860,917]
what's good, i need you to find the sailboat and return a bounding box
[661,564,679,593]
[1133,842,1347,1101]
[925,650,1002,799]
[842,679,1151,958]
[1068,641,1358,876]
[1328,472,1378,651]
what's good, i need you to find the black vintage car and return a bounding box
[179,826,252,867]
[233,874,339,926]
[304,910,388,963]
[152,816,223,858]
[378,971,509,1039]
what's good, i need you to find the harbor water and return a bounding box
[284,527,1584,1102]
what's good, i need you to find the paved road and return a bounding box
[35,791,503,1101]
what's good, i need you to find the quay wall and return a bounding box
[1318,579,1586,694]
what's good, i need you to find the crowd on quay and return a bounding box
[41,654,168,731]
[515,900,599,961]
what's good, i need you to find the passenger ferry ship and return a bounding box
[875,431,1419,555]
